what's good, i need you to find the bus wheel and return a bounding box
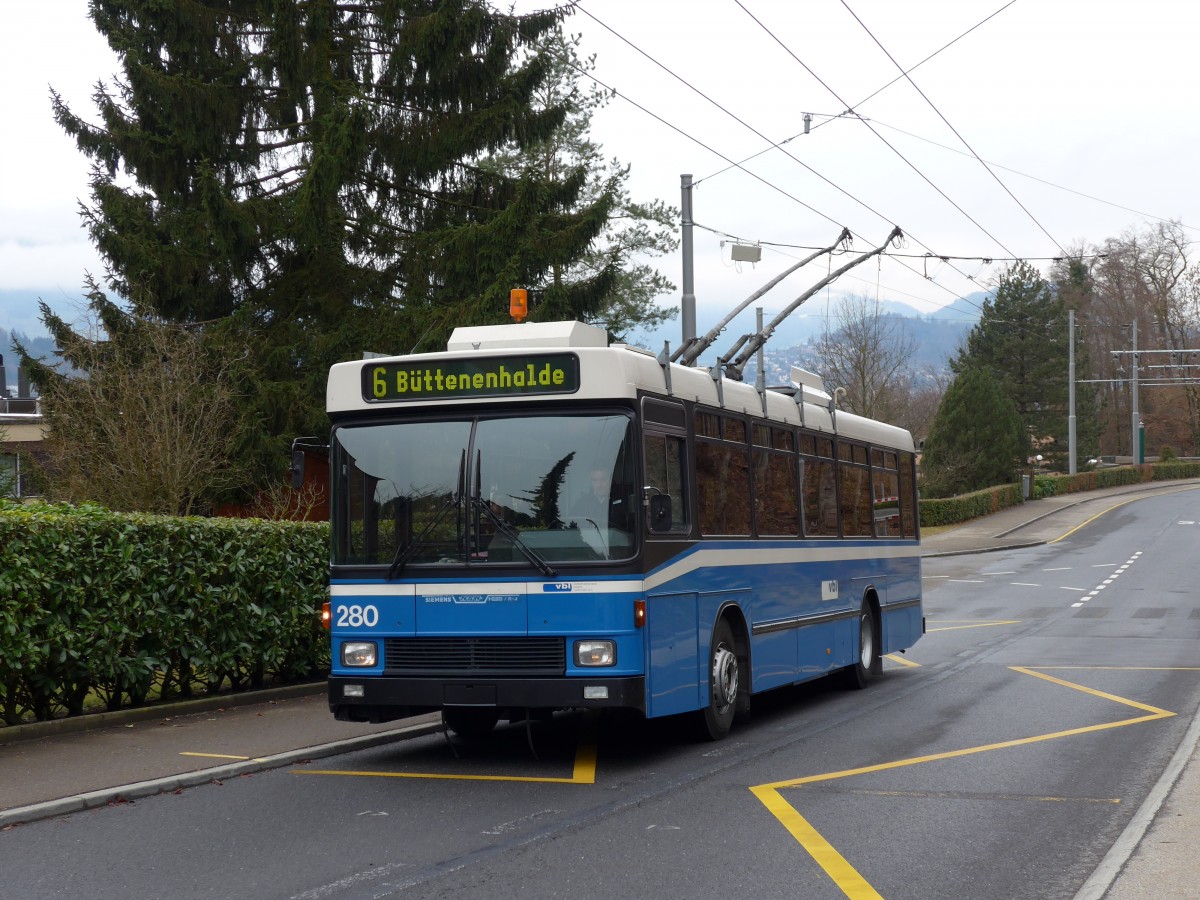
[844,599,882,689]
[443,707,500,740]
[699,619,739,740]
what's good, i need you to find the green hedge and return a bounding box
[920,462,1200,528]
[1033,462,1200,498]
[1148,460,1200,481]
[918,483,1024,528]
[0,501,330,726]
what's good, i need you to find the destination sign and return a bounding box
[362,353,580,402]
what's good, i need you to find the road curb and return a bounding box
[0,712,443,829]
[922,539,1045,559]
[1073,697,1200,900]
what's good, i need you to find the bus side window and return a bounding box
[644,432,687,533]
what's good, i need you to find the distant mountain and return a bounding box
[741,313,974,385]
[632,291,986,377]
[924,291,989,323]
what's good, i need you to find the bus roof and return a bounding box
[327,321,914,452]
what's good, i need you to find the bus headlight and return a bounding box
[341,641,378,667]
[575,640,616,667]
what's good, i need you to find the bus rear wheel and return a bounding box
[443,707,500,740]
[699,619,739,740]
[843,599,882,689]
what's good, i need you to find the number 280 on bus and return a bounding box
[318,317,922,740]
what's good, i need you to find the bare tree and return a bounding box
[24,309,247,515]
[815,293,920,423]
[1073,222,1200,456]
[900,364,953,445]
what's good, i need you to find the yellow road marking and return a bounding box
[925,620,1020,633]
[1032,666,1200,671]
[1049,485,1200,543]
[884,654,920,668]
[294,716,598,785]
[180,751,265,762]
[751,784,883,900]
[838,788,1120,804]
[751,666,1179,898]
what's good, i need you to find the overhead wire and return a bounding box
[573,3,901,234]
[565,1,1055,336]
[699,0,1018,184]
[733,0,1019,258]
[557,63,845,230]
[693,221,1105,262]
[569,3,1013,314]
[869,117,1200,234]
[838,0,1067,256]
[720,1,1066,334]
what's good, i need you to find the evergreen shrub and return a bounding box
[918,483,1024,528]
[919,462,1200,529]
[0,501,329,726]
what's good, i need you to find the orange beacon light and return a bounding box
[509,288,528,323]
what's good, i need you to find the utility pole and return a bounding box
[1068,309,1076,475]
[1131,319,1141,465]
[680,174,696,345]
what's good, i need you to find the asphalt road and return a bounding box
[3,488,1198,899]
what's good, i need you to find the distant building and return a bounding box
[0,353,44,499]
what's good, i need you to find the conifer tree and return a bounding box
[922,365,1026,497]
[52,1,621,488]
[478,27,679,340]
[950,261,1078,468]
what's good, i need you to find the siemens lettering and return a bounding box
[363,354,579,402]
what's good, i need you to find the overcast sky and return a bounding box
[5,1,1200,345]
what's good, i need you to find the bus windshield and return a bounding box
[332,412,636,568]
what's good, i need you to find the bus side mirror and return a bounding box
[290,449,306,489]
[648,494,673,532]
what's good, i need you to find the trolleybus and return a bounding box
[323,317,922,739]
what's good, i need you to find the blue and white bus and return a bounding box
[324,318,922,739]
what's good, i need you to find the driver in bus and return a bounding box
[569,467,629,531]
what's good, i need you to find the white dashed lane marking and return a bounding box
[1072,550,1142,608]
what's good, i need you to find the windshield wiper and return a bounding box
[387,491,460,580]
[470,495,557,578]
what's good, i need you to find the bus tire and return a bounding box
[444,707,500,740]
[843,598,882,690]
[699,618,739,740]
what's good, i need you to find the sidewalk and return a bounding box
[3,479,1198,900]
[921,476,1200,557]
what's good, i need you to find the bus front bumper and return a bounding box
[328,675,646,724]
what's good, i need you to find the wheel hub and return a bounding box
[712,645,738,710]
[860,613,875,668]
